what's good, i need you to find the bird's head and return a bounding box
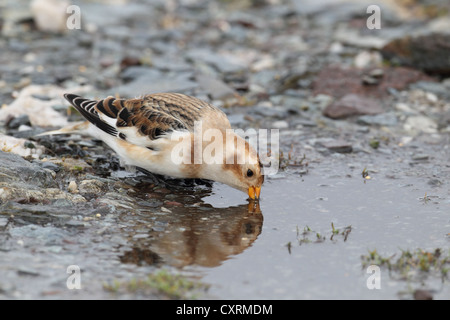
[200,134,264,200]
[224,156,264,200]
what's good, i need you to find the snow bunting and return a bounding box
[43,93,263,199]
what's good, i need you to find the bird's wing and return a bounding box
[64,93,119,136]
[63,93,219,149]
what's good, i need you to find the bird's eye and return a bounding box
[247,169,254,177]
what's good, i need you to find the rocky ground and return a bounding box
[0,0,449,299]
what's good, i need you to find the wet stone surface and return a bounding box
[0,0,449,299]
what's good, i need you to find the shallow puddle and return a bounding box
[195,169,450,299]
[0,158,449,299]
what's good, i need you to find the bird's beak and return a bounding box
[248,186,261,200]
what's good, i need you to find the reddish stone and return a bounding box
[120,56,141,71]
[164,201,183,207]
[323,94,383,119]
[312,66,434,99]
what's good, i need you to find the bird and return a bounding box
[40,93,263,199]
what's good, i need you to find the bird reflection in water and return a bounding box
[120,199,262,268]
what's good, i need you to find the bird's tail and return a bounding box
[36,121,90,136]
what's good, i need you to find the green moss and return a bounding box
[103,269,209,299]
[369,138,380,149]
[287,223,352,251]
[361,248,450,281]
[71,165,84,172]
[24,141,36,149]
[279,152,308,171]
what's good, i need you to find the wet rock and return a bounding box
[404,116,438,134]
[0,151,92,206]
[113,71,197,97]
[411,153,429,161]
[251,105,289,119]
[0,217,9,228]
[361,75,379,86]
[439,112,450,132]
[274,68,310,93]
[293,119,317,128]
[226,113,248,127]
[48,157,91,173]
[270,95,307,110]
[316,139,353,154]
[160,207,172,213]
[381,33,450,76]
[311,94,333,111]
[0,185,86,205]
[35,160,60,173]
[271,120,289,129]
[354,51,383,69]
[79,2,151,30]
[185,48,246,75]
[323,94,383,119]
[5,114,31,129]
[97,193,135,212]
[333,25,388,49]
[361,68,385,86]
[17,267,40,277]
[410,81,450,100]
[151,55,192,72]
[52,198,74,207]
[357,112,398,127]
[368,68,385,78]
[427,178,442,187]
[1,0,34,37]
[293,0,397,30]
[414,289,433,300]
[196,74,236,100]
[249,69,279,91]
[30,93,50,101]
[0,151,55,186]
[395,102,415,114]
[78,179,105,195]
[137,200,163,208]
[120,66,159,82]
[251,55,275,72]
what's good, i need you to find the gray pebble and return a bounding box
[412,154,429,161]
